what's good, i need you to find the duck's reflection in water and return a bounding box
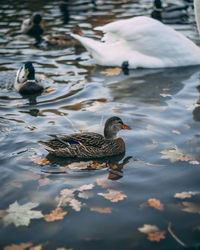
[43,153,132,180]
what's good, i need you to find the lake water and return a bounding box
[0,0,200,249]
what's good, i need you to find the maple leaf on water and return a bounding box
[147,198,164,211]
[174,191,200,199]
[90,207,112,214]
[160,146,198,163]
[100,67,121,76]
[182,202,200,214]
[3,201,44,227]
[4,242,33,250]
[44,207,68,222]
[138,224,166,242]
[69,199,82,212]
[98,189,127,202]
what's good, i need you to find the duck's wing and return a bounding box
[48,132,105,148]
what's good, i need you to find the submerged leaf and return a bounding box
[147,198,164,211]
[90,207,112,214]
[3,201,43,227]
[98,189,127,202]
[138,224,159,234]
[44,207,67,222]
[100,67,121,76]
[69,198,82,212]
[174,191,200,199]
[182,202,200,214]
[138,224,165,242]
[4,242,33,250]
[147,231,166,242]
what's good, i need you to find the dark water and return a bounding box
[0,0,200,249]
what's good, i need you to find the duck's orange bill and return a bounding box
[77,29,83,36]
[122,124,132,130]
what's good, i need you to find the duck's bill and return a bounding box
[122,124,132,130]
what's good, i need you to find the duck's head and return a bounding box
[32,13,42,25]
[154,0,162,9]
[15,62,43,96]
[104,116,132,139]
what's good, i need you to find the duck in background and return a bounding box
[39,116,132,158]
[151,0,189,24]
[14,62,44,104]
[21,13,43,40]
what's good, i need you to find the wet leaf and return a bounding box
[4,242,33,250]
[147,198,164,211]
[57,188,75,207]
[98,189,127,202]
[3,201,44,227]
[174,191,200,199]
[77,184,94,192]
[90,207,112,214]
[44,207,68,222]
[138,224,165,242]
[30,245,43,250]
[160,93,172,97]
[69,198,82,212]
[100,67,121,76]
[160,146,195,163]
[147,231,166,242]
[172,130,181,135]
[38,177,53,187]
[182,202,200,214]
[29,156,50,166]
[96,177,111,188]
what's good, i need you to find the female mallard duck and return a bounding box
[14,62,44,96]
[71,0,200,69]
[151,0,189,24]
[39,116,132,158]
[21,13,43,39]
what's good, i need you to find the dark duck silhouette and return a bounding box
[151,0,189,24]
[39,116,132,158]
[21,13,43,40]
[14,62,44,96]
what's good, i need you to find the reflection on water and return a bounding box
[0,0,200,249]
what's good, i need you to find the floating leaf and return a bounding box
[30,245,43,250]
[160,93,172,97]
[90,207,112,214]
[100,67,121,76]
[77,184,94,192]
[182,202,200,214]
[57,188,75,208]
[38,177,53,187]
[147,198,164,211]
[147,231,166,242]
[44,207,68,222]
[174,191,200,199]
[160,146,195,163]
[172,130,181,135]
[4,242,33,250]
[69,198,82,212]
[138,224,165,242]
[29,156,50,166]
[98,189,127,202]
[3,201,44,227]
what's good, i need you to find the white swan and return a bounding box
[71,0,200,69]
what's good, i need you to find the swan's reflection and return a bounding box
[42,153,132,180]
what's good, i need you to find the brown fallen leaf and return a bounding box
[98,189,127,202]
[96,177,111,188]
[4,242,33,250]
[160,93,172,97]
[38,177,52,187]
[172,130,181,135]
[100,67,121,76]
[174,191,200,199]
[30,245,43,250]
[148,198,164,211]
[182,202,200,214]
[138,224,166,242]
[44,207,68,222]
[29,156,50,166]
[147,231,166,242]
[90,207,112,214]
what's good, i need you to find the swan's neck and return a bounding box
[194,0,200,34]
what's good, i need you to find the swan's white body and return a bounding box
[71,0,200,69]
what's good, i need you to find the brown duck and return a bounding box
[39,116,132,158]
